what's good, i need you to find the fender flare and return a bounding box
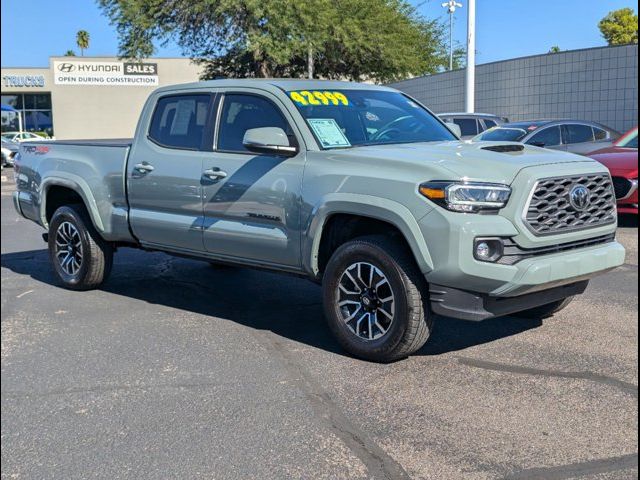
[40,174,105,232]
[303,193,434,278]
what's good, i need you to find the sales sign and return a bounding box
[53,61,159,86]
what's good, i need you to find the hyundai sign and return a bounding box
[53,61,159,86]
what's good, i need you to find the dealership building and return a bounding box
[2,45,638,140]
[1,57,202,139]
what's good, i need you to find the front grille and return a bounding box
[497,233,616,265]
[524,174,616,235]
[612,176,633,199]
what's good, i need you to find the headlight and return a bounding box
[419,181,511,212]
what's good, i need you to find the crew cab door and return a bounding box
[127,91,216,251]
[201,90,305,268]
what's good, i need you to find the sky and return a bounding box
[1,0,636,68]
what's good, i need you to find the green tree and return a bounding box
[64,49,76,56]
[549,45,562,53]
[76,30,90,56]
[598,8,638,45]
[98,0,451,82]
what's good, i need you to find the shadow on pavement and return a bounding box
[1,248,542,359]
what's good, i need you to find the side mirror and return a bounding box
[445,122,462,138]
[243,127,297,156]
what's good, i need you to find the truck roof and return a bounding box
[154,78,396,94]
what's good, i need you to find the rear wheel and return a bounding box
[513,297,574,319]
[48,204,113,290]
[322,235,432,362]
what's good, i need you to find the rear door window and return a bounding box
[482,119,497,130]
[565,124,595,144]
[453,118,479,136]
[148,94,212,150]
[526,126,562,147]
[593,127,608,141]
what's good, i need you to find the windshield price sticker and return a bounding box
[307,118,352,148]
[289,90,349,107]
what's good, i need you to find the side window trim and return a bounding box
[147,92,216,152]
[214,91,298,155]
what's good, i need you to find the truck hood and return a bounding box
[326,141,601,185]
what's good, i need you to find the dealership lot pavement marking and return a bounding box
[1,176,637,479]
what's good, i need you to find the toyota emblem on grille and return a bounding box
[569,185,591,211]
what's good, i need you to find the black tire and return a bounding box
[513,297,574,319]
[322,235,433,362]
[48,204,113,290]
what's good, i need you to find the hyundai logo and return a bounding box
[569,185,591,211]
[57,63,76,73]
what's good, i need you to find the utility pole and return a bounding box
[442,1,462,71]
[307,46,314,79]
[465,0,475,113]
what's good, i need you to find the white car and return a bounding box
[3,131,48,142]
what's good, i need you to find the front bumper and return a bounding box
[430,281,589,321]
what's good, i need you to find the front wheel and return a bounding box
[322,235,433,362]
[48,204,113,290]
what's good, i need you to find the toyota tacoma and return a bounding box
[13,80,626,362]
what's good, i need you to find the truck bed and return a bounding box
[15,139,135,243]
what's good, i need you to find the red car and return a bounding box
[589,127,638,215]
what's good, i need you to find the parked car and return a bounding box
[13,80,625,362]
[438,113,508,139]
[1,136,19,167]
[473,120,619,155]
[3,131,48,142]
[589,127,638,215]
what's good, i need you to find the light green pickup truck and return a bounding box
[13,79,625,362]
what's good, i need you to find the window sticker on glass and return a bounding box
[307,118,352,148]
[289,91,350,106]
[170,99,196,135]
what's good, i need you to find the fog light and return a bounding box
[476,242,491,260]
[473,238,505,262]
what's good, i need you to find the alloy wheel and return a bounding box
[336,262,395,341]
[55,221,83,276]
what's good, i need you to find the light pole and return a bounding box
[442,0,462,71]
[465,0,475,113]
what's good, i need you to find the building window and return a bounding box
[1,93,54,137]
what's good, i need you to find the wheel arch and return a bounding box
[41,175,105,233]
[304,194,434,279]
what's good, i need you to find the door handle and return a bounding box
[134,162,154,174]
[203,168,228,180]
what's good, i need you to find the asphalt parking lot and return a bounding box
[1,174,637,480]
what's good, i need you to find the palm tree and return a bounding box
[76,30,90,56]
[64,50,76,56]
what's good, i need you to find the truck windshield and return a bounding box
[287,90,455,149]
[474,127,528,142]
